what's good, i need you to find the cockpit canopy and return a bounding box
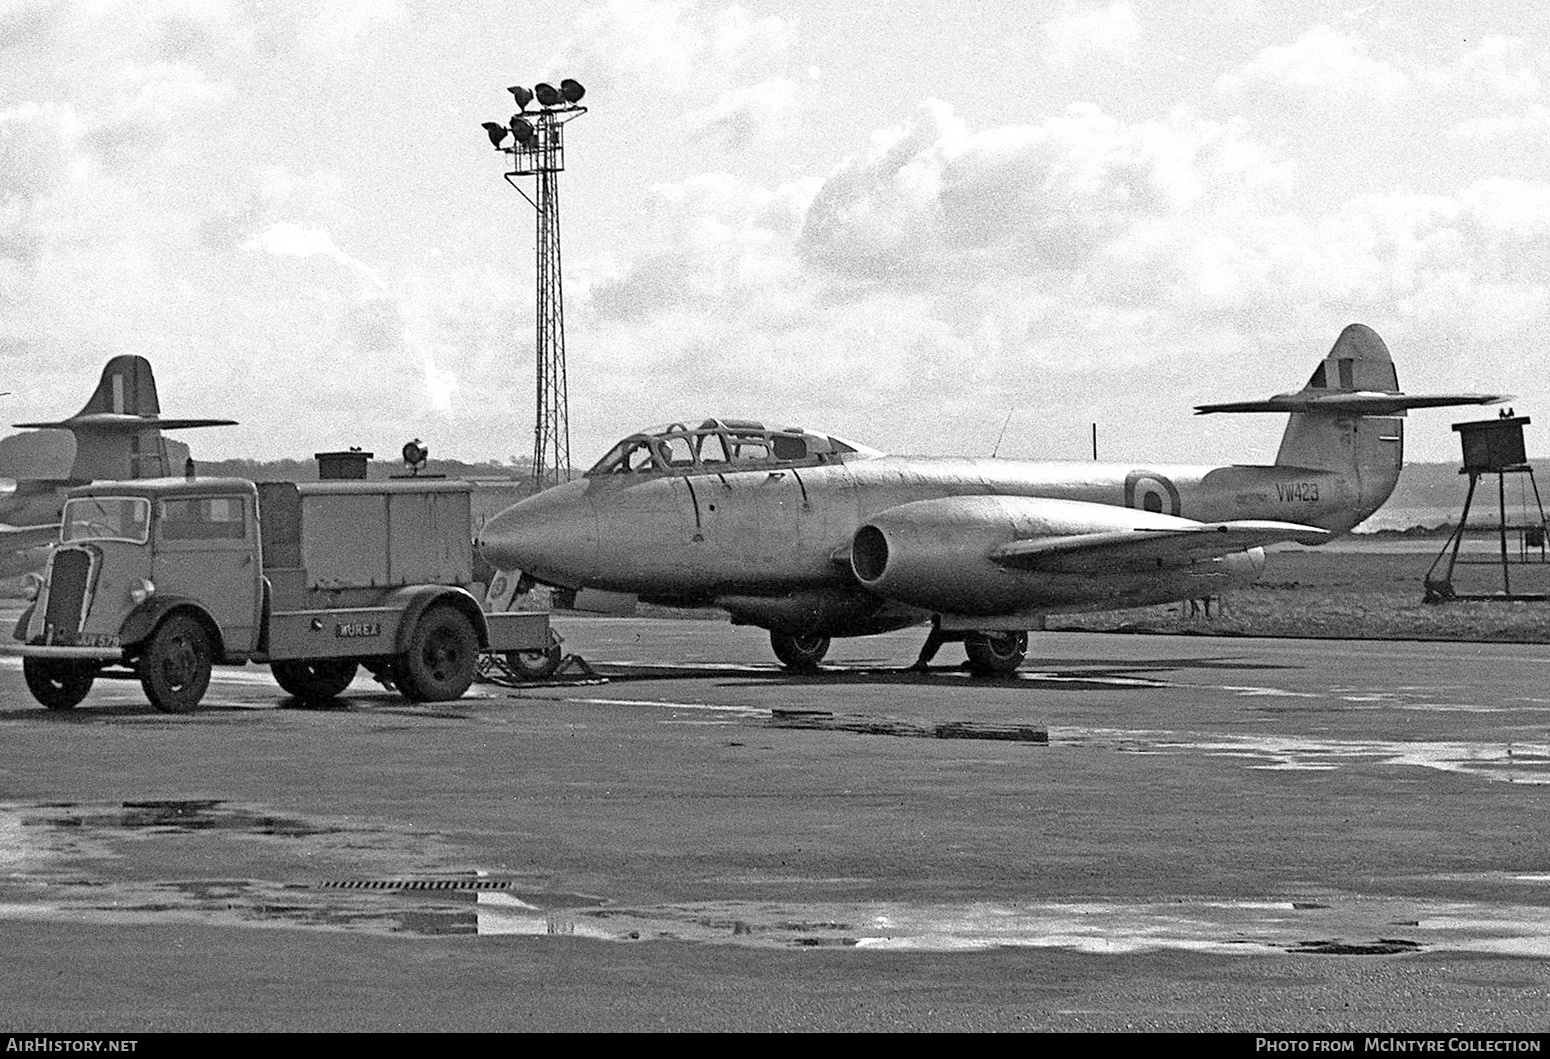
[586,418,880,477]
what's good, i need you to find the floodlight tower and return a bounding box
[482,78,587,490]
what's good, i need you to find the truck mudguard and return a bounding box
[118,597,227,660]
[389,585,490,654]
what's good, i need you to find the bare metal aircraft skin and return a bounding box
[0,356,234,578]
[478,325,1504,673]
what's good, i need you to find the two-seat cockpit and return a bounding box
[585,418,881,478]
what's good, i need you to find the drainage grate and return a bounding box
[320,878,519,892]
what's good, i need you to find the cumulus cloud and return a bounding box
[1216,24,1408,102]
[1043,2,1140,69]
[566,87,1550,455]
[798,100,1287,289]
[244,222,387,292]
[546,0,792,93]
[686,77,800,148]
[1423,36,1541,99]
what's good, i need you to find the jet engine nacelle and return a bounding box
[850,495,1265,617]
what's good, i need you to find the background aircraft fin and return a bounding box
[12,355,235,480]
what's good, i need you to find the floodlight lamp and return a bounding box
[560,78,585,103]
[534,82,561,107]
[402,438,429,472]
[481,121,510,148]
[511,116,536,146]
[507,85,533,110]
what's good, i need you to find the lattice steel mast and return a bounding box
[482,79,587,490]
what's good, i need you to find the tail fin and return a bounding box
[1194,324,1509,522]
[14,355,236,481]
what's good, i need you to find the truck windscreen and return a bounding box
[62,496,152,545]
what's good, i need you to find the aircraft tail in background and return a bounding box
[13,355,236,481]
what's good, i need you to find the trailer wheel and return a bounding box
[138,613,213,713]
[964,630,1027,677]
[770,631,830,672]
[23,658,95,710]
[272,658,358,706]
[504,628,563,681]
[397,606,478,703]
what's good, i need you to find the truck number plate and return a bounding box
[48,630,120,648]
[335,622,381,638]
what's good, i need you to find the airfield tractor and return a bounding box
[481,77,588,491]
[14,447,561,713]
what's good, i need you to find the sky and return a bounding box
[2,0,1548,468]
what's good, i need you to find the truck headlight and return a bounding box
[128,578,156,604]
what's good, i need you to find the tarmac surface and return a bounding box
[0,614,1548,1032]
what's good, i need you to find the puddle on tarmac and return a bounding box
[1054,728,1550,784]
[4,800,1550,954]
[1219,682,1550,715]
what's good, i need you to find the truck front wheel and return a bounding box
[23,658,95,710]
[139,613,213,713]
[272,659,358,706]
[397,606,478,703]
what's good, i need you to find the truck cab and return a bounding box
[16,473,554,712]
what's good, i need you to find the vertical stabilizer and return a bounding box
[1273,326,1404,521]
[13,356,236,481]
[1274,324,1402,471]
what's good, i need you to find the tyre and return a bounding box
[23,658,95,710]
[272,658,358,706]
[396,606,478,703]
[504,629,562,681]
[770,631,830,671]
[964,630,1027,677]
[138,613,214,713]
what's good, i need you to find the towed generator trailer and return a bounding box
[15,471,561,712]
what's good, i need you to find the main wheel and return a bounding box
[138,613,213,713]
[770,631,830,672]
[396,606,478,703]
[964,630,1027,677]
[23,658,95,710]
[272,658,358,706]
[504,628,562,681]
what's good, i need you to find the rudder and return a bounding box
[76,356,162,418]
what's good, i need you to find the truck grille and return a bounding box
[44,548,92,635]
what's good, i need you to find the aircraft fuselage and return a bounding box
[481,446,1387,636]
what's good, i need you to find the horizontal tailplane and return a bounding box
[1194,324,1508,417]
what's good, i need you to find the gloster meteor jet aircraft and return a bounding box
[478,325,1503,674]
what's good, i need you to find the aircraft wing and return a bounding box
[989,519,1330,573]
[1195,392,1508,416]
[0,523,60,550]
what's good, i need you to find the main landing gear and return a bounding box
[913,620,1028,677]
[768,623,1029,677]
[769,630,831,672]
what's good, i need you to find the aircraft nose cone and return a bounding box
[478,480,597,584]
